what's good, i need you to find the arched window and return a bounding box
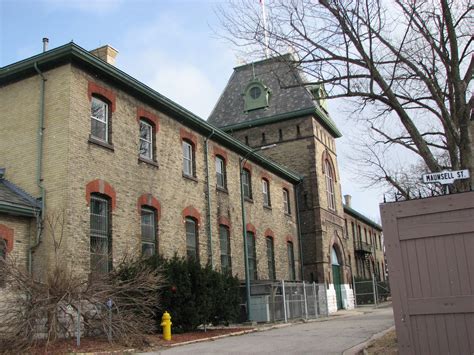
[139,118,155,161]
[141,207,157,257]
[331,246,340,266]
[242,168,252,199]
[325,160,336,211]
[283,188,291,214]
[266,236,276,280]
[219,225,231,273]
[90,96,110,143]
[287,241,296,280]
[185,217,199,261]
[90,193,112,275]
[262,178,271,207]
[246,231,257,280]
[215,155,227,189]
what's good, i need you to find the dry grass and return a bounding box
[364,329,398,354]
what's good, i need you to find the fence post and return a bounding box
[352,272,357,308]
[303,281,308,320]
[76,301,81,347]
[372,273,378,308]
[282,280,288,323]
[313,282,318,317]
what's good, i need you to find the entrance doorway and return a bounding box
[331,246,343,309]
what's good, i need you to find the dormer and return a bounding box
[309,84,328,113]
[243,79,271,112]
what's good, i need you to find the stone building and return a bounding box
[343,195,385,282]
[209,55,385,312]
[0,43,303,290]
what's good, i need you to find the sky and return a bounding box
[0,0,386,222]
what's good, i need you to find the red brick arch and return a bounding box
[88,82,116,112]
[0,224,14,253]
[218,216,231,227]
[182,206,201,226]
[137,194,161,220]
[246,223,256,235]
[137,107,160,132]
[286,235,294,243]
[85,179,117,210]
[264,228,275,238]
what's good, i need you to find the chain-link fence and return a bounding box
[242,280,328,323]
[353,274,390,307]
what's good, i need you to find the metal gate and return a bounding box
[380,191,474,355]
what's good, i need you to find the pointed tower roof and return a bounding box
[208,54,341,137]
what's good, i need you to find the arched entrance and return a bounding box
[331,246,343,310]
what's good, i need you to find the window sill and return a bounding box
[216,186,228,194]
[88,136,114,151]
[138,156,159,168]
[182,174,198,182]
[284,212,292,217]
[244,197,254,203]
[263,205,272,210]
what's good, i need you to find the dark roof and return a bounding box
[208,54,341,137]
[344,204,382,231]
[0,175,40,217]
[0,43,302,184]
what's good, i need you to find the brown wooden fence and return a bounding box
[380,191,474,355]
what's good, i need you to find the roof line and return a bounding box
[219,107,342,138]
[0,178,41,208]
[344,205,382,230]
[1,43,302,184]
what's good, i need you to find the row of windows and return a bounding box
[89,193,295,280]
[347,220,382,250]
[91,96,292,214]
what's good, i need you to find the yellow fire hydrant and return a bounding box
[161,311,172,341]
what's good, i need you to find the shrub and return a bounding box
[147,255,240,332]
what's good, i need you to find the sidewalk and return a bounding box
[138,304,394,354]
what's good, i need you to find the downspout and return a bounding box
[294,180,304,280]
[29,62,46,274]
[204,129,216,268]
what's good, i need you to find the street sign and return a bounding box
[422,169,470,184]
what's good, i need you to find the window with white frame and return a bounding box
[262,178,271,207]
[215,156,226,189]
[90,194,111,274]
[185,217,198,261]
[182,140,194,177]
[287,241,296,280]
[266,237,276,280]
[242,169,252,199]
[246,231,257,280]
[283,188,291,214]
[91,96,109,142]
[141,207,156,257]
[324,160,336,211]
[219,225,231,273]
[139,119,153,160]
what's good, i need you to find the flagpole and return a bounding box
[261,0,270,58]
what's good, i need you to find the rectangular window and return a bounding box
[242,169,252,199]
[283,188,291,214]
[262,179,270,207]
[90,195,111,274]
[246,231,257,280]
[0,239,6,287]
[139,120,153,160]
[287,241,296,280]
[185,218,198,260]
[91,97,108,142]
[266,237,276,280]
[182,141,194,177]
[219,225,231,274]
[344,219,348,238]
[141,208,156,257]
[215,156,226,189]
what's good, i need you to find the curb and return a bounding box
[342,325,395,355]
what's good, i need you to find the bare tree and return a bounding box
[218,0,473,196]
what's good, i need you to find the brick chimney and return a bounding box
[90,45,119,65]
[344,194,352,207]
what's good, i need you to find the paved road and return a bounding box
[144,306,394,355]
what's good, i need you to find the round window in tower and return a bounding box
[249,86,262,99]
